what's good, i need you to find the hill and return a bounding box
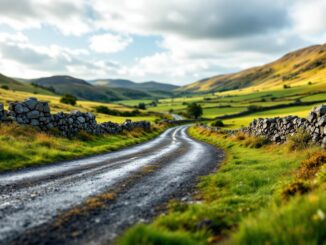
[0,73,55,95]
[91,79,179,92]
[179,43,326,93]
[29,75,165,102]
[30,75,120,102]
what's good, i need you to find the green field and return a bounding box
[118,83,326,127]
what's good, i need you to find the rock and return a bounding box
[27,110,40,119]
[14,104,24,114]
[318,116,326,126]
[314,105,326,117]
[77,116,85,123]
[25,98,38,110]
[31,119,40,126]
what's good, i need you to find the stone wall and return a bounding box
[0,98,151,137]
[243,105,326,148]
[199,105,326,148]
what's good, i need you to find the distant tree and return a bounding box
[60,94,77,106]
[1,85,9,90]
[187,103,203,119]
[211,119,224,127]
[247,105,262,112]
[138,103,146,110]
[283,84,291,89]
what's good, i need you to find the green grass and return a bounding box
[118,127,323,245]
[232,190,326,245]
[0,124,165,172]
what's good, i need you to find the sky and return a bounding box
[0,0,325,85]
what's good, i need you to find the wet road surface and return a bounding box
[0,125,223,244]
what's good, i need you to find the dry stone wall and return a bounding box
[0,98,151,137]
[200,104,326,149]
[243,105,326,148]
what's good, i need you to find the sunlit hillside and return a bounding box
[0,88,159,123]
[179,43,326,93]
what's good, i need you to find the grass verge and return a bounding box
[118,126,325,245]
[0,123,166,172]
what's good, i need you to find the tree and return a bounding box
[60,94,77,106]
[138,103,146,110]
[187,103,203,119]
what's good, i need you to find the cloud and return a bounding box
[0,0,91,35]
[0,0,326,84]
[92,0,291,39]
[0,32,119,79]
[89,33,132,53]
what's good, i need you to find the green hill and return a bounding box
[0,73,55,95]
[179,43,326,93]
[91,79,179,93]
[28,75,173,102]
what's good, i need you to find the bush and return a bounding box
[186,103,203,119]
[211,119,224,127]
[60,94,77,106]
[246,105,262,112]
[297,152,326,179]
[138,103,146,110]
[281,180,311,201]
[1,85,9,90]
[283,84,291,89]
[286,129,311,152]
[95,106,141,117]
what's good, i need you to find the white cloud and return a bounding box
[89,33,132,53]
[290,0,326,41]
[0,32,119,79]
[0,0,326,84]
[0,0,91,36]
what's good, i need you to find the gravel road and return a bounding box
[0,125,223,244]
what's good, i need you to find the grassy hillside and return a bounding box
[0,87,160,123]
[0,73,55,95]
[29,76,175,102]
[0,124,165,172]
[91,78,179,92]
[30,75,123,102]
[180,43,326,93]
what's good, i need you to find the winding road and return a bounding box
[0,125,223,244]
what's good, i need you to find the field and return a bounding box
[0,88,161,123]
[119,82,326,128]
[119,126,326,245]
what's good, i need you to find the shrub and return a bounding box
[297,152,326,179]
[95,106,141,117]
[60,94,77,106]
[283,84,291,89]
[1,85,9,90]
[138,103,146,110]
[186,103,203,119]
[281,180,311,201]
[211,119,224,127]
[286,129,311,152]
[246,105,262,112]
